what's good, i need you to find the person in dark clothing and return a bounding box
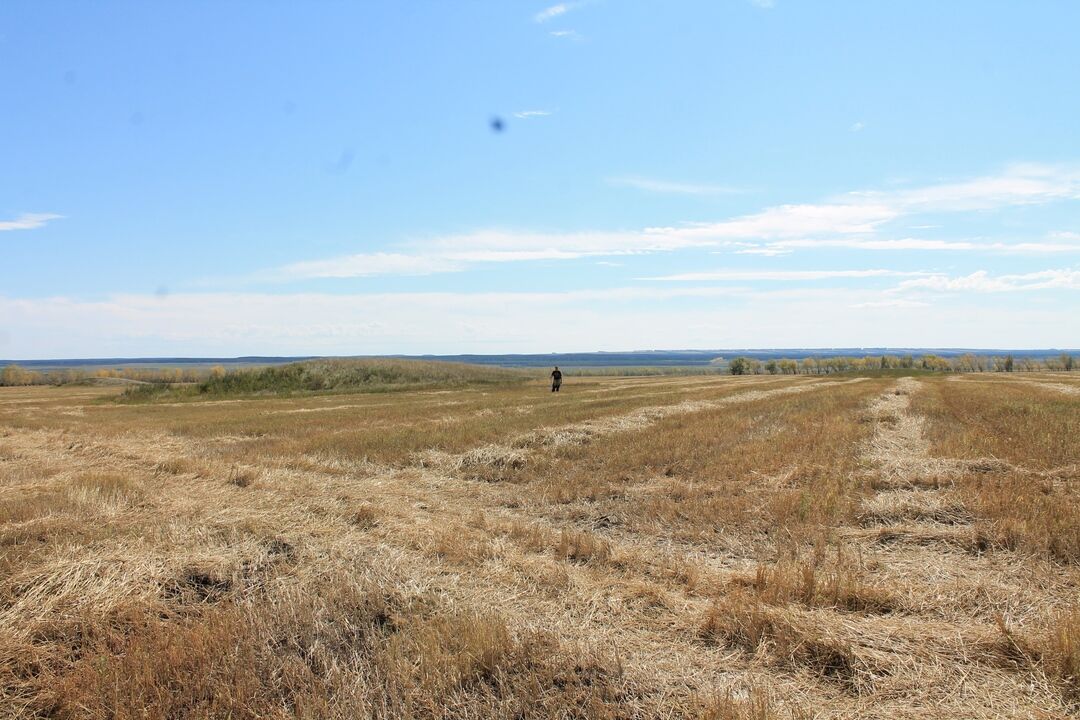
[550,366,562,393]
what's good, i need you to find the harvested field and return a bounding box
[0,373,1077,718]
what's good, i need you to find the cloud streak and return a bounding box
[732,236,1080,255]
[513,110,553,119]
[271,253,464,280]
[892,269,1080,293]
[0,213,62,232]
[534,3,574,23]
[648,269,931,282]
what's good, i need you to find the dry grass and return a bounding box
[701,594,867,686]
[1042,611,1080,701]
[912,378,1080,561]
[513,379,880,551]
[19,577,631,719]
[734,550,898,614]
[1,372,1077,718]
[555,528,614,565]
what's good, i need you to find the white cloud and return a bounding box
[265,231,668,282]
[983,242,1080,253]
[648,269,930,282]
[850,121,865,132]
[534,3,573,23]
[513,110,553,119]
[258,164,1080,281]
[655,202,900,240]
[607,176,742,196]
[549,29,579,38]
[856,163,1080,213]
[0,213,62,231]
[272,253,463,279]
[736,236,1080,254]
[892,269,1080,294]
[425,228,707,258]
[648,165,1080,245]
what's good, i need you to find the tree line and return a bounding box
[726,353,1077,375]
[2,354,1077,386]
[0,365,227,386]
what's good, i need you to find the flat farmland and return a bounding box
[1,372,1077,719]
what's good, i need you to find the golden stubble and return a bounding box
[0,372,1077,718]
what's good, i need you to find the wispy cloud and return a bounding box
[663,202,896,239]
[1051,230,1080,241]
[257,164,1080,281]
[607,175,742,196]
[270,253,463,280]
[513,110,554,119]
[265,232,655,281]
[0,213,62,232]
[892,269,1080,294]
[850,121,865,132]
[534,3,574,23]
[648,269,930,282]
[732,236,1080,255]
[862,164,1080,212]
[750,0,775,8]
[653,165,1080,245]
[549,29,579,38]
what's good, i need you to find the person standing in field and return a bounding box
[550,366,562,393]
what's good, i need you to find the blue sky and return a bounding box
[2,1,1078,358]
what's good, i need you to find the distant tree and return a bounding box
[728,357,751,375]
[1062,354,1074,372]
[921,355,950,372]
[765,359,779,375]
[953,353,980,373]
[1004,354,1014,372]
[2,364,30,386]
[1,366,41,385]
[1019,357,1040,372]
